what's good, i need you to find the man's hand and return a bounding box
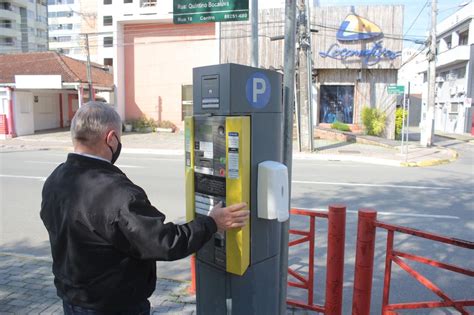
[208,202,249,232]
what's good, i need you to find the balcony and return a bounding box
[0,23,17,38]
[436,45,471,69]
[0,8,17,20]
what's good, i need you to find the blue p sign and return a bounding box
[246,72,271,109]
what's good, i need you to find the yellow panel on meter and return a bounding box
[225,116,250,276]
[184,116,195,223]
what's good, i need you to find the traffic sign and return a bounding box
[174,0,249,24]
[387,85,405,94]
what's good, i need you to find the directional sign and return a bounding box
[387,85,405,94]
[246,72,271,109]
[174,0,249,24]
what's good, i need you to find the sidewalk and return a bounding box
[1,128,469,167]
[0,253,308,315]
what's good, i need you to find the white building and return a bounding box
[47,0,83,60]
[422,1,473,135]
[0,0,48,53]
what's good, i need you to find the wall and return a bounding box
[13,91,34,136]
[123,22,218,128]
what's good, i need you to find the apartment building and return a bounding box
[0,0,48,53]
[422,1,473,134]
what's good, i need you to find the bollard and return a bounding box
[188,255,196,294]
[325,204,347,315]
[352,209,377,315]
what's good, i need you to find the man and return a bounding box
[40,102,249,314]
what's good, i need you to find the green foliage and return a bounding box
[361,107,386,136]
[331,120,351,132]
[395,108,408,140]
[131,116,156,132]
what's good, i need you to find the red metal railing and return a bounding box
[287,204,346,314]
[352,210,474,315]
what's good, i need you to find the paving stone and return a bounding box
[6,298,31,307]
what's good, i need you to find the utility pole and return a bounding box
[84,33,94,101]
[421,0,436,147]
[296,0,313,152]
[279,0,297,313]
[251,0,258,67]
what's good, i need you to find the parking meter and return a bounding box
[185,63,288,314]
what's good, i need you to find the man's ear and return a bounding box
[105,130,117,146]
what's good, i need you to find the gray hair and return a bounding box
[71,101,122,145]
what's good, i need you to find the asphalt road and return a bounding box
[0,139,472,314]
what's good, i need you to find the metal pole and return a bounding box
[305,0,314,151]
[325,204,346,315]
[422,0,437,147]
[406,82,411,160]
[280,0,297,313]
[85,33,93,101]
[400,91,406,154]
[251,0,258,67]
[352,210,377,315]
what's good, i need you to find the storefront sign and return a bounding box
[319,14,402,65]
[320,41,401,66]
[173,0,249,24]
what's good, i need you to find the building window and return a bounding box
[444,35,452,49]
[141,0,157,7]
[0,20,12,28]
[103,36,113,47]
[182,85,193,120]
[319,85,354,124]
[103,16,113,26]
[104,0,112,4]
[124,0,132,3]
[104,58,113,66]
[459,30,469,46]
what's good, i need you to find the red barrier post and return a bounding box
[352,209,377,315]
[188,255,196,294]
[325,204,346,315]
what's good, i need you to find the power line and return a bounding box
[404,0,430,37]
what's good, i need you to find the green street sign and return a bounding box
[387,85,405,94]
[173,0,249,24]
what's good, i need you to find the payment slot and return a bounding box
[185,63,286,314]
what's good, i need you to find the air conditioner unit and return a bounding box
[435,76,444,83]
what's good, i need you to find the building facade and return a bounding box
[0,0,48,54]
[222,5,404,138]
[423,2,473,135]
[0,51,113,137]
[112,0,218,127]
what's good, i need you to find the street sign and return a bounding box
[387,85,405,94]
[174,0,249,24]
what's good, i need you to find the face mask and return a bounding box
[108,134,122,164]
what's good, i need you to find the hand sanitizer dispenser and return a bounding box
[257,161,289,222]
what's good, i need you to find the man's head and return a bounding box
[71,101,122,163]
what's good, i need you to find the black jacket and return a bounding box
[40,153,217,311]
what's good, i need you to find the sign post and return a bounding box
[174,0,249,24]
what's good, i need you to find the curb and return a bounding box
[400,148,459,167]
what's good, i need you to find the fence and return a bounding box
[352,210,474,315]
[287,205,346,314]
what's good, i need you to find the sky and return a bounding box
[259,0,472,49]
